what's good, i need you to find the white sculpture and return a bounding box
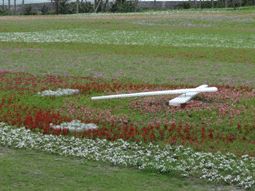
[91,84,218,106]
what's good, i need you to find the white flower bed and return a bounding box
[38,88,79,97]
[50,120,97,132]
[0,29,254,49]
[0,123,254,189]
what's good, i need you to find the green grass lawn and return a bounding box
[0,146,242,191]
[0,8,255,86]
[0,7,254,191]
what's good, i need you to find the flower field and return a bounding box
[0,8,255,191]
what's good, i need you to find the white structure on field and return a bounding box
[91,84,218,106]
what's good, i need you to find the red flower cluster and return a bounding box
[24,111,70,135]
[0,95,70,135]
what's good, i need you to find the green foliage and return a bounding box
[176,2,191,9]
[0,8,8,15]
[110,0,138,12]
[241,0,255,6]
[79,2,94,13]
[175,0,255,9]
[24,5,35,15]
[40,4,50,15]
[58,0,71,14]
[54,1,94,14]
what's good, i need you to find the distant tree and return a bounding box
[94,0,102,13]
[24,4,33,15]
[22,0,25,10]
[79,2,93,13]
[225,0,228,7]
[59,0,68,13]
[41,4,49,14]
[53,0,60,14]
[14,0,16,14]
[110,0,138,12]
[76,0,79,13]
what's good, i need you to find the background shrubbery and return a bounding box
[54,0,138,14]
[0,0,254,15]
[110,0,138,12]
[176,0,255,9]
[0,8,8,15]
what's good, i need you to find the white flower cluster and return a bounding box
[0,123,254,190]
[38,88,79,97]
[50,120,97,132]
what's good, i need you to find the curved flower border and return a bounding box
[0,122,254,189]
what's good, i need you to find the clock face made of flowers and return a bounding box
[37,85,217,132]
[37,85,218,107]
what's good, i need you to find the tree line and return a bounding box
[0,0,255,15]
[0,0,138,15]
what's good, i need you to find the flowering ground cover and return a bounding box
[0,28,254,49]
[0,123,254,189]
[0,7,255,191]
